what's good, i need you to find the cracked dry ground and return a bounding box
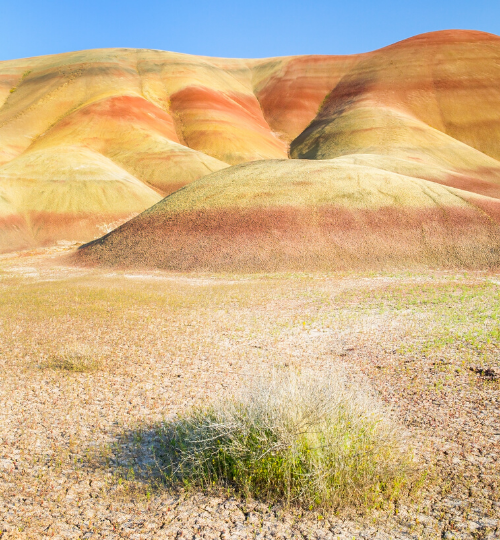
[0,253,499,539]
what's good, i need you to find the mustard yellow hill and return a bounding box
[3,30,500,260]
[0,48,349,251]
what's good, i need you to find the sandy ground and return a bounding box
[0,246,499,539]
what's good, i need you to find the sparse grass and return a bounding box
[45,344,101,373]
[338,281,500,363]
[158,368,419,510]
[0,263,498,535]
[7,71,32,96]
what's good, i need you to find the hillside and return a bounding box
[73,158,500,271]
[3,30,500,266]
[290,30,500,198]
[74,30,500,271]
[0,48,360,251]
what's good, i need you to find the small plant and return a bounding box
[45,344,101,373]
[158,368,419,510]
[8,71,31,96]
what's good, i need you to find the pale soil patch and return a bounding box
[0,252,498,539]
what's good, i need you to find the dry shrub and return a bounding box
[158,368,420,510]
[46,344,101,373]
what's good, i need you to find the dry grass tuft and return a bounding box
[45,344,102,373]
[158,368,420,510]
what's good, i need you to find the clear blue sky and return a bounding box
[1,0,499,61]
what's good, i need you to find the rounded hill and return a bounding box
[73,159,500,272]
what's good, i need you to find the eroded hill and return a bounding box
[3,30,500,268]
[0,47,360,251]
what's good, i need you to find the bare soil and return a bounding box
[0,247,499,539]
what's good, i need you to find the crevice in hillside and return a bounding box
[288,55,365,159]
[252,91,290,157]
[135,50,147,100]
[248,60,292,154]
[166,99,189,149]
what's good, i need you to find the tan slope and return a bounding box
[0,48,295,252]
[26,94,228,195]
[290,30,500,197]
[72,159,500,272]
[0,185,34,252]
[0,146,161,252]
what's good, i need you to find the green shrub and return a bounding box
[158,368,418,510]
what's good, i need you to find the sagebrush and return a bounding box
[158,368,419,510]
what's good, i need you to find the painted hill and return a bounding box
[72,30,500,272]
[290,30,500,199]
[0,48,358,251]
[4,29,500,268]
[73,159,500,272]
[0,146,160,252]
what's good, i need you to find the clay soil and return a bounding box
[0,246,499,539]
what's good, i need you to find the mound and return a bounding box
[0,146,161,252]
[0,48,336,251]
[4,30,500,257]
[27,94,229,195]
[73,159,500,272]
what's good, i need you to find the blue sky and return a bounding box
[1,0,499,61]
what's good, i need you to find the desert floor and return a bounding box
[0,246,499,539]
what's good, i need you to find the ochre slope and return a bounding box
[0,49,290,169]
[0,48,304,252]
[4,30,500,257]
[0,146,161,252]
[290,30,500,197]
[73,159,500,272]
[25,94,229,195]
[294,105,500,198]
[0,188,34,252]
[0,49,284,252]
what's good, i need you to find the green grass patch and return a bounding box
[44,344,102,373]
[338,281,500,361]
